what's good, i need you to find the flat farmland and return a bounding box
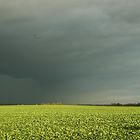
[0,105,140,140]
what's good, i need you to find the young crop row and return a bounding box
[0,105,140,140]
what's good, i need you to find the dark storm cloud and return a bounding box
[1,0,140,104]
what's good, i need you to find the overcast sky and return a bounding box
[0,0,140,104]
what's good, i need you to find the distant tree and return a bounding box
[111,103,122,106]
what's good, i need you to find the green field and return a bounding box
[0,105,140,140]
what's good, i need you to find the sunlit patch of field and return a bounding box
[0,105,140,139]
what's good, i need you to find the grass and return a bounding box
[0,105,140,139]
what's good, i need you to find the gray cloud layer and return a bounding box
[1,0,140,104]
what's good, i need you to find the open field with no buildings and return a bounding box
[0,105,140,140]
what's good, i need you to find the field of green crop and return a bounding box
[0,105,140,140]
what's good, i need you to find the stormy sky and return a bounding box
[1,0,140,104]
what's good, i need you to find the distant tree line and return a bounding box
[77,103,140,106]
[92,103,140,106]
[110,103,140,106]
[0,102,140,106]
